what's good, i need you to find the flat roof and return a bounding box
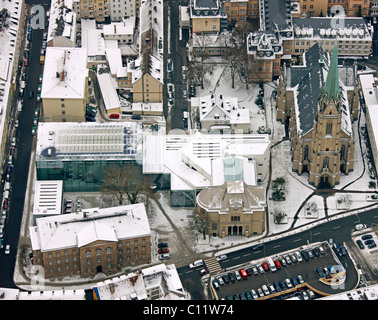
[36,122,143,162]
[33,180,63,217]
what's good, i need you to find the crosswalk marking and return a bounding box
[204,257,222,274]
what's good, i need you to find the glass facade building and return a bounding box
[35,122,144,192]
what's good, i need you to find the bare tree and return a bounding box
[100,164,154,205]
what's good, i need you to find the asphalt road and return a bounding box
[178,206,378,299]
[166,0,190,130]
[0,3,47,289]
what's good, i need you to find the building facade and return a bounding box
[190,0,228,34]
[78,0,110,22]
[222,0,260,24]
[196,156,266,238]
[41,48,89,122]
[29,204,152,279]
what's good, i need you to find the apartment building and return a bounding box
[47,0,77,47]
[109,0,140,21]
[294,0,328,17]
[131,0,163,103]
[29,204,152,279]
[222,0,260,24]
[79,0,110,22]
[190,0,228,34]
[346,0,370,17]
[292,17,372,58]
[41,47,89,122]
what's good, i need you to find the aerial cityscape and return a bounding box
[0,0,378,304]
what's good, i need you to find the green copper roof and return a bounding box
[322,43,340,103]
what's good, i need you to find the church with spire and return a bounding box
[276,42,358,188]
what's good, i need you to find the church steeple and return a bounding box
[322,43,340,104]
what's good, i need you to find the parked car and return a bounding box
[251,266,259,275]
[11,137,16,147]
[267,283,276,294]
[257,265,265,274]
[318,246,325,255]
[158,247,169,254]
[307,289,316,299]
[227,272,236,283]
[284,255,292,264]
[5,244,10,254]
[280,258,287,267]
[23,58,28,67]
[273,282,282,293]
[2,199,9,210]
[338,246,347,256]
[291,277,299,286]
[131,115,141,120]
[356,239,365,249]
[245,267,253,276]
[297,275,305,284]
[234,270,242,281]
[307,250,314,259]
[216,276,224,286]
[301,250,309,261]
[365,239,375,245]
[284,278,293,289]
[362,234,373,240]
[221,274,230,284]
[244,291,253,300]
[312,247,320,257]
[239,268,248,279]
[39,74,43,83]
[368,242,376,249]
[257,288,264,298]
[157,242,168,248]
[290,253,298,263]
[301,291,309,300]
[262,285,270,296]
[279,280,287,291]
[158,253,170,260]
[250,289,258,299]
[261,262,269,271]
[316,267,324,278]
[36,93,41,102]
[109,113,120,119]
[274,259,282,269]
[211,279,220,290]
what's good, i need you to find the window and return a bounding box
[323,157,329,169]
[326,122,332,135]
[231,216,240,221]
[96,249,101,255]
[304,145,309,160]
[106,247,111,254]
[340,145,346,160]
[85,250,91,257]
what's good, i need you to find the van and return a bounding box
[267,257,277,272]
[189,259,203,268]
[3,190,9,200]
[40,55,45,64]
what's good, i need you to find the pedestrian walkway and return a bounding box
[204,257,222,274]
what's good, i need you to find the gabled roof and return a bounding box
[77,221,117,247]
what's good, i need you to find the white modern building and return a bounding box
[142,132,270,206]
[359,73,378,175]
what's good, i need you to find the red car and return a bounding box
[3,199,9,210]
[239,268,248,279]
[109,113,120,119]
[158,247,169,254]
[274,259,282,269]
[24,59,29,67]
[261,262,269,272]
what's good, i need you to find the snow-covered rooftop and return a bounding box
[41,47,88,99]
[29,203,151,252]
[33,180,63,218]
[97,72,121,111]
[35,122,143,162]
[47,0,76,44]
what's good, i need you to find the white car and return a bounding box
[216,254,227,262]
[5,245,10,254]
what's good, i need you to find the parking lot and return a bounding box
[210,242,345,300]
